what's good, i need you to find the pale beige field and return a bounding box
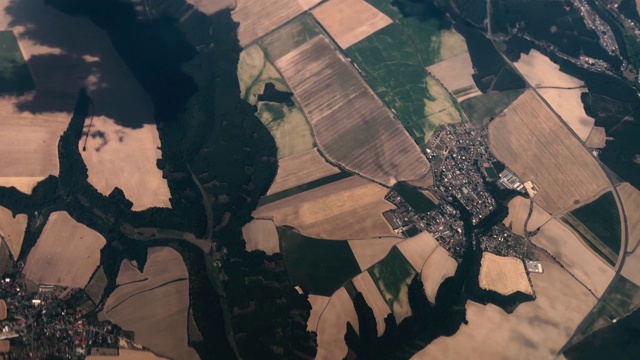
[311,0,392,49]
[0,1,171,209]
[255,102,315,159]
[514,50,594,141]
[24,211,105,288]
[237,44,290,103]
[267,148,339,195]
[413,260,595,360]
[101,247,197,360]
[307,294,330,332]
[85,266,108,304]
[81,117,171,210]
[273,35,433,187]
[0,206,27,259]
[352,271,392,336]
[502,196,530,237]
[531,219,614,296]
[253,176,399,239]
[421,246,457,303]
[585,126,606,148]
[0,299,6,320]
[396,231,440,271]
[528,202,553,232]
[86,350,167,360]
[232,0,323,47]
[185,0,234,15]
[427,52,481,101]
[348,237,402,271]
[478,252,533,296]
[316,287,358,360]
[488,90,610,214]
[618,182,640,251]
[421,77,465,140]
[241,219,279,255]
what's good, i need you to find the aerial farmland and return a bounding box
[0,206,26,259]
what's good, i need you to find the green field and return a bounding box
[461,88,525,127]
[278,227,361,296]
[345,2,466,145]
[562,191,621,266]
[368,246,416,317]
[0,31,34,94]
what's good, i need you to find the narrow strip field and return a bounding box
[618,182,640,251]
[421,246,457,303]
[488,90,610,214]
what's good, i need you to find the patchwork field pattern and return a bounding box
[24,211,105,288]
[488,90,610,214]
[0,206,26,259]
[368,246,415,322]
[311,0,392,49]
[478,252,533,296]
[427,52,481,101]
[348,237,402,271]
[461,89,525,128]
[272,34,433,186]
[352,271,392,336]
[267,148,339,195]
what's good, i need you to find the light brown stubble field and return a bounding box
[315,287,358,360]
[396,231,439,271]
[24,211,105,288]
[488,90,610,214]
[231,0,323,47]
[421,246,457,303]
[267,148,340,195]
[352,271,392,336]
[253,176,400,239]
[478,252,533,296]
[311,0,392,49]
[273,35,433,187]
[426,52,481,101]
[241,219,280,255]
[307,294,330,332]
[0,206,27,259]
[414,260,595,359]
[531,219,614,296]
[100,247,197,360]
[618,182,640,251]
[348,237,402,271]
[585,126,607,148]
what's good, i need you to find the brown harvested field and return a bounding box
[100,247,196,360]
[85,266,108,304]
[241,219,280,255]
[267,148,340,195]
[352,271,392,336]
[426,52,481,101]
[514,50,594,141]
[232,0,323,47]
[528,202,553,232]
[396,232,440,271]
[618,183,640,252]
[421,246,457,303]
[478,252,533,296]
[0,299,6,320]
[311,0,392,49]
[348,237,402,271]
[307,294,330,332]
[81,117,171,211]
[0,206,27,259]
[414,260,595,360]
[488,90,610,215]
[185,0,234,15]
[87,350,167,359]
[0,340,8,353]
[585,126,606,148]
[502,196,530,237]
[24,211,105,288]
[316,287,358,360]
[273,35,433,187]
[531,219,614,296]
[253,176,399,240]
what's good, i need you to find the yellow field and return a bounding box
[24,211,105,288]
[427,52,481,101]
[311,0,392,49]
[421,246,457,303]
[0,206,27,259]
[348,237,402,271]
[267,148,339,195]
[478,252,533,296]
[101,247,197,360]
[618,183,640,251]
[532,219,614,296]
[273,34,433,187]
[241,219,280,255]
[86,350,167,359]
[307,294,330,332]
[396,231,440,271]
[232,0,323,47]
[85,266,108,304]
[253,176,399,239]
[514,50,594,140]
[585,126,606,148]
[488,90,610,214]
[415,260,595,359]
[315,287,358,360]
[352,271,391,336]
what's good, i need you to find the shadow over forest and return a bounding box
[5,0,198,128]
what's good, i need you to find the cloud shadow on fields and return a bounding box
[5,0,199,128]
